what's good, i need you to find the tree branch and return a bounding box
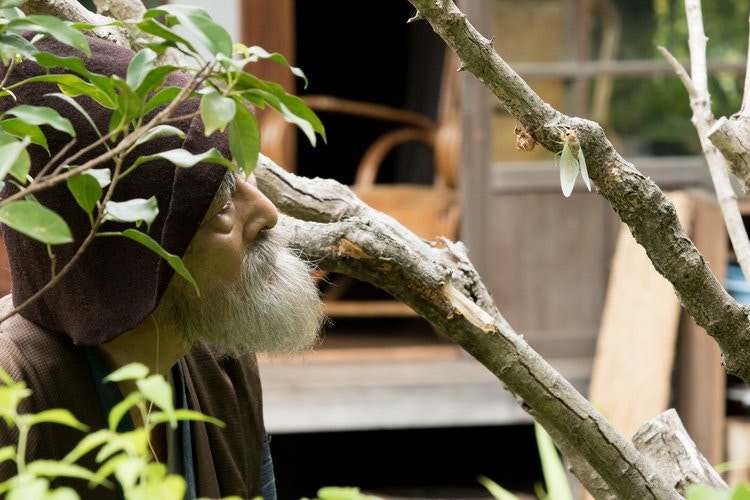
[662,0,750,318]
[405,0,750,385]
[660,1,750,282]
[634,409,728,494]
[257,157,680,499]
[21,0,128,46]
[658,42,750,295]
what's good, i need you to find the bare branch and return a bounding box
[21,0,128,46]
[92,0,145,22]
[740,10,750,117]
[634,409,728,494]
[658,46,697,97]
[708,118,750,192]
[666,0,750,292]
[685,0,709,99]
[256,157,680,499]
[405,0,750,383]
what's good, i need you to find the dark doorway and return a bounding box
[293,1,445,186]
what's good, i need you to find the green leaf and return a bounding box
[315,486,380,500]
[240,45,308,88]
[137,66,178,99]
[0,446,15,464]
[120,229,198,294]
[200,88,235,135]
[228,103,259,175]
[33,53,115,107]
[9,16,90,56]
[27,409,88,431]
[27,460,100,482]
[109,76,143,131]
[107,392,141,433]
[142,86,182,116]
[732,483,750,500]
[0,137,30,183]
[686,484,731,500]
[25,74,110,108]
[276,93,325,143]
[0,119,48,152]
[0,33,38,64]
[0,0,28,8]
[136,17,196,54]
[535,422,574,500]
[66,172,102,215]
[46,486,80,500]
[137,375,174,424]
[135,125,185,146]
[125,48,157,92]
[93,453,129,488]
[0,200,73,245]
[124,51,180,115]
[277,100,319,147]
[5,104,75,137]
[129,147,234,171]
[62,429,112,464]
[102,197,158,230]
[150,408,225,428]
[142,473,187,500]
[156,5,232,57]
[46,93,100,140]
[234,74,325,145]
[81,168,111,188]
[104,363,150,384]
[477,475,519,500]
[0,367,15,386]
[3,474,50,498]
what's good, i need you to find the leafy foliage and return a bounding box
[0,0,325,299]
[0,363,226,499]
[479,422,574,500]
[686,482,750,500]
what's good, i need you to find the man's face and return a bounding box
[154,173,326,356]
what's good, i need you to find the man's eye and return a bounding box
[218,199,233,214]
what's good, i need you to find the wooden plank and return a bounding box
[258,343,462,363]
[487,192,618,359]
[674,190,727,465]
[588,191,694,440]
[726,417,750,487]
[258,353,592,433]
[324,300,418,317]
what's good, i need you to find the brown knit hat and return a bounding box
[0,35,229,345]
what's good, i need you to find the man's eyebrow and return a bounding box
[202,172,238,222]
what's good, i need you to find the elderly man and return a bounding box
[0,33,325,499]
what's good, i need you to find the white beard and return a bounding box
[155,228,326,356]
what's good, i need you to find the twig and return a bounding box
[659,1,750,283]
[741,9,750,118]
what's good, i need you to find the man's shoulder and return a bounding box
[0,294,80,381]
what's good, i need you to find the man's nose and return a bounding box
[236,177,279,243]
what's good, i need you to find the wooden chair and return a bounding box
[262,50,462,318]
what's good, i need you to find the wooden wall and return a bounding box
[485,191,620,359]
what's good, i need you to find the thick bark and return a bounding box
[21,0,129,45]
[258,157,680,499]
[405,0,750,385]
[709,117,750,193]
[634,410,728,494]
